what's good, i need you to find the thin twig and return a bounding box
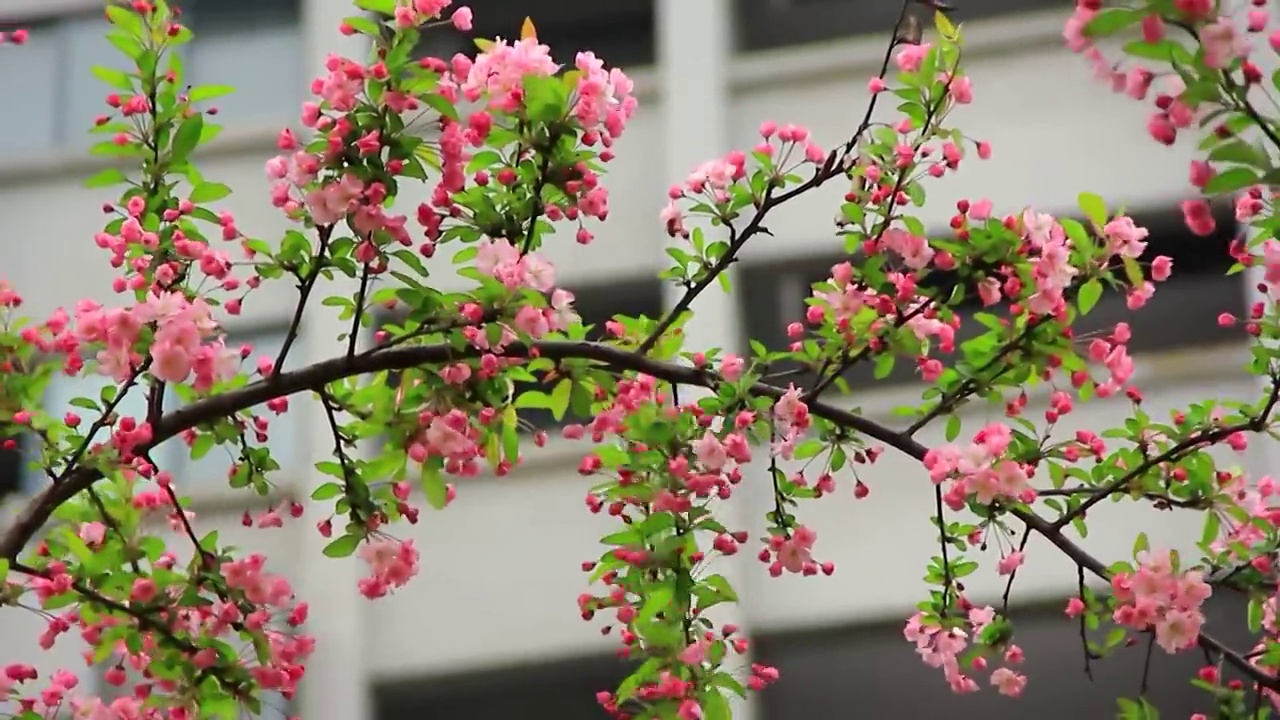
[273,224,335,376]
[635,0,913,357]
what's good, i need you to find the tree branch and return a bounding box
[0,338,913,561]
[635,0,913,357]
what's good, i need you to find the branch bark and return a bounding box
[0,339,908,562]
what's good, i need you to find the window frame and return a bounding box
[408,0,656,69]
[734,0,1062,52]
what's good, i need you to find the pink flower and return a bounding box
[151,340,193,383]
[1154,608,1203,653]
[1201,18,1248,70]
[451,7,473,31]
[692,431,728,471]
[996,551,1025,576]
[1064,594,1085,617]
[79,522,107,548]
[777,525,816,574]
[719,354,744,382]
[990,668,1026,697]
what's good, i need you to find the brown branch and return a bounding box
[1052,377,1280,530]
[273,224,334,377]
[9,560,250,697]
[0,339,912,561]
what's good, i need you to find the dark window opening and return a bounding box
[754,593,1252,719]
[515,278,665,431]
[0,428,29,503]
[735,0,1062,53]
[738,202,1244,393]
[380,278,666,431]
[374,653,637,719]
[413,0,655,69]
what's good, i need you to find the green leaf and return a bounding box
[638,585,674,625]
[1084,7,1141,36]
[188,85,236,103]
[1200,511,1220,547]
[1249,596,1264,632]
[701,574,737,602]
[701,690,732,720]
[1122,39,1183,63]
[1204,167,1261,196]
[501,406,520,462]
[323,534,361,558]
[550,379,572,421]
[341,15,385,38]
[421,460,449,510]
[171,114,204,164]
[1078,279,1103,314]
[189,182,232,203]
[311,482,344,501]
[1132,531,1149,558]
[522,74,570,123]
[1208,140,1267,167]
[83,167,129,189]
[0,558,8,581]
[420,91,459,121]
[514,390,554,410]
[91,65,134,91]
[355,0,396,13]
[944,414,961,442]
[1078,192,1107,226]
[105,5,145,36]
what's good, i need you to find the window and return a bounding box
[0,427,30,503]
[375,654,637,719]
[60,12,136,151]
[737,203,1244,393]
[734,0,1061,53]
[0,0,301,163]
[167,328,302,484]
[517,278,666,431]
[753,593,1251,719]
[378,277,666,433]
[412,0,656,69]
[182,0,303,126]
[0,16,59,158]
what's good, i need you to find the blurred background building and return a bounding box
[0,0,1269,718]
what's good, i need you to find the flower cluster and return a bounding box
[1110,549,1212,654]
[905,606,1027,696]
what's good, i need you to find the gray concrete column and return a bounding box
[656,2,761,718]
[295,1,373,719]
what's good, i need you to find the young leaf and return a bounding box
[323,534,361,558]
[422,460,449,510]
[1077,279,1103,314]
[171,114,204,163]
[188,182,232,203]
[83,167,129,189]
[550,379,572,421]
[1078,192,1107,226]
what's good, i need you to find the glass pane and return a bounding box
[186,0,302,126]
[171,330,301,484]
[0,19,58,159]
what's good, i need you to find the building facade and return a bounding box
[0,1,1272,718]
